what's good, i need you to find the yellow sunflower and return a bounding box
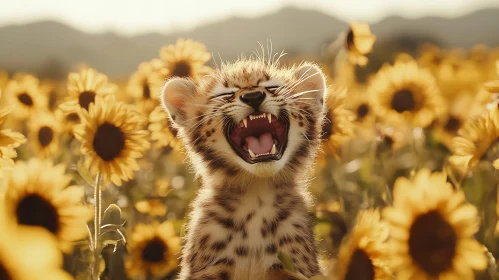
[469,44,489,63]
[27,111,61,157]
[0,108,26,176]
[155,179,170,197]
[0,70,8,89]
[449,108,499,173]
[148,105,181,150]
[369,59,444,128]
[435,54,483,98]
[375,117,411,151]
[345,22,376,66]
[417,43,444,71]
[383,169,486,279]
[432,93,476,151]
[55,109,81,135]
[74,94,150,186]
[346,86,376,127]
[433,115,465,151]
[135,198,168,217]
[59,67,117,114]
[477,62,499,111]
[469,45,491,78]
[485,79,499,96]
[2,74,47,119]
[2,159,93,252]
[321,87,355,158]
[127,61,167,116]
[0,210,72,280]
[40,80,65,112]
[335,209,391,280]
[126,221,181,278]
[156,38,212,80]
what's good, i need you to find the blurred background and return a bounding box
[1,0,498,79]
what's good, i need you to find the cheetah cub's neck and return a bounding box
[161,58,327,280]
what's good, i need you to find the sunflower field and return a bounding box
[0,21,499,280]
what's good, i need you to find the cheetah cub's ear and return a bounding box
[160,77,197,127]
[294,64,328,108]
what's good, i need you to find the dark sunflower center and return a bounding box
[357,104,370,120]
[345,29,354,51]
[409,210,457,276]
[16,194,60,234]
[92,122,125,161]
[0,263,11,280]
[38,126,54,147]
[391,89,416,113]
[143,83,151,99]
[444,117,461,133]
[383,135,394,148]
[66,113,80,122]
[433,56,442,65]
[344,249,375,280]
[142,237,168,263]
[18,93,33,106]
[171,61,191,78]
[321,110,334,140]
[48,91,58,110]
[79,91,96,111]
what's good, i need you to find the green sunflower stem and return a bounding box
[92,171,103,280]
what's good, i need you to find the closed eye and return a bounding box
[265,86,280,93]
[210,92,235,100]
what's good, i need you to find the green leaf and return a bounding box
[100,229,126,251]
[77,160,94,186]
[165,191,181,199]
[102,204,122,226]
[99,222,126,236]
[102,238,123,248]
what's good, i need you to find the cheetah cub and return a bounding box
[161,56,328,280]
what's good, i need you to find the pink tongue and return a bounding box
[245,133,273,154]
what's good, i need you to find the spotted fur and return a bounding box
[161,55,328,280]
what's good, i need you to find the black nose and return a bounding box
[240,91,266,110]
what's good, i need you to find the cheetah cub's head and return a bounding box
[161,58,327,178]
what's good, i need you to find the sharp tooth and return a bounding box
[243,118,248,128]
[248,149,256,158]
[271,144,277,155]
[267,113,272,123]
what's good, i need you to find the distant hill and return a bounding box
[0,6,498,78]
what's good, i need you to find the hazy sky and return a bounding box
[1,0,498,35]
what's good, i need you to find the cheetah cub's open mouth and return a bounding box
[226,112,289,164]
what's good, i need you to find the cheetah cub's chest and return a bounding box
[199,183,316,280]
